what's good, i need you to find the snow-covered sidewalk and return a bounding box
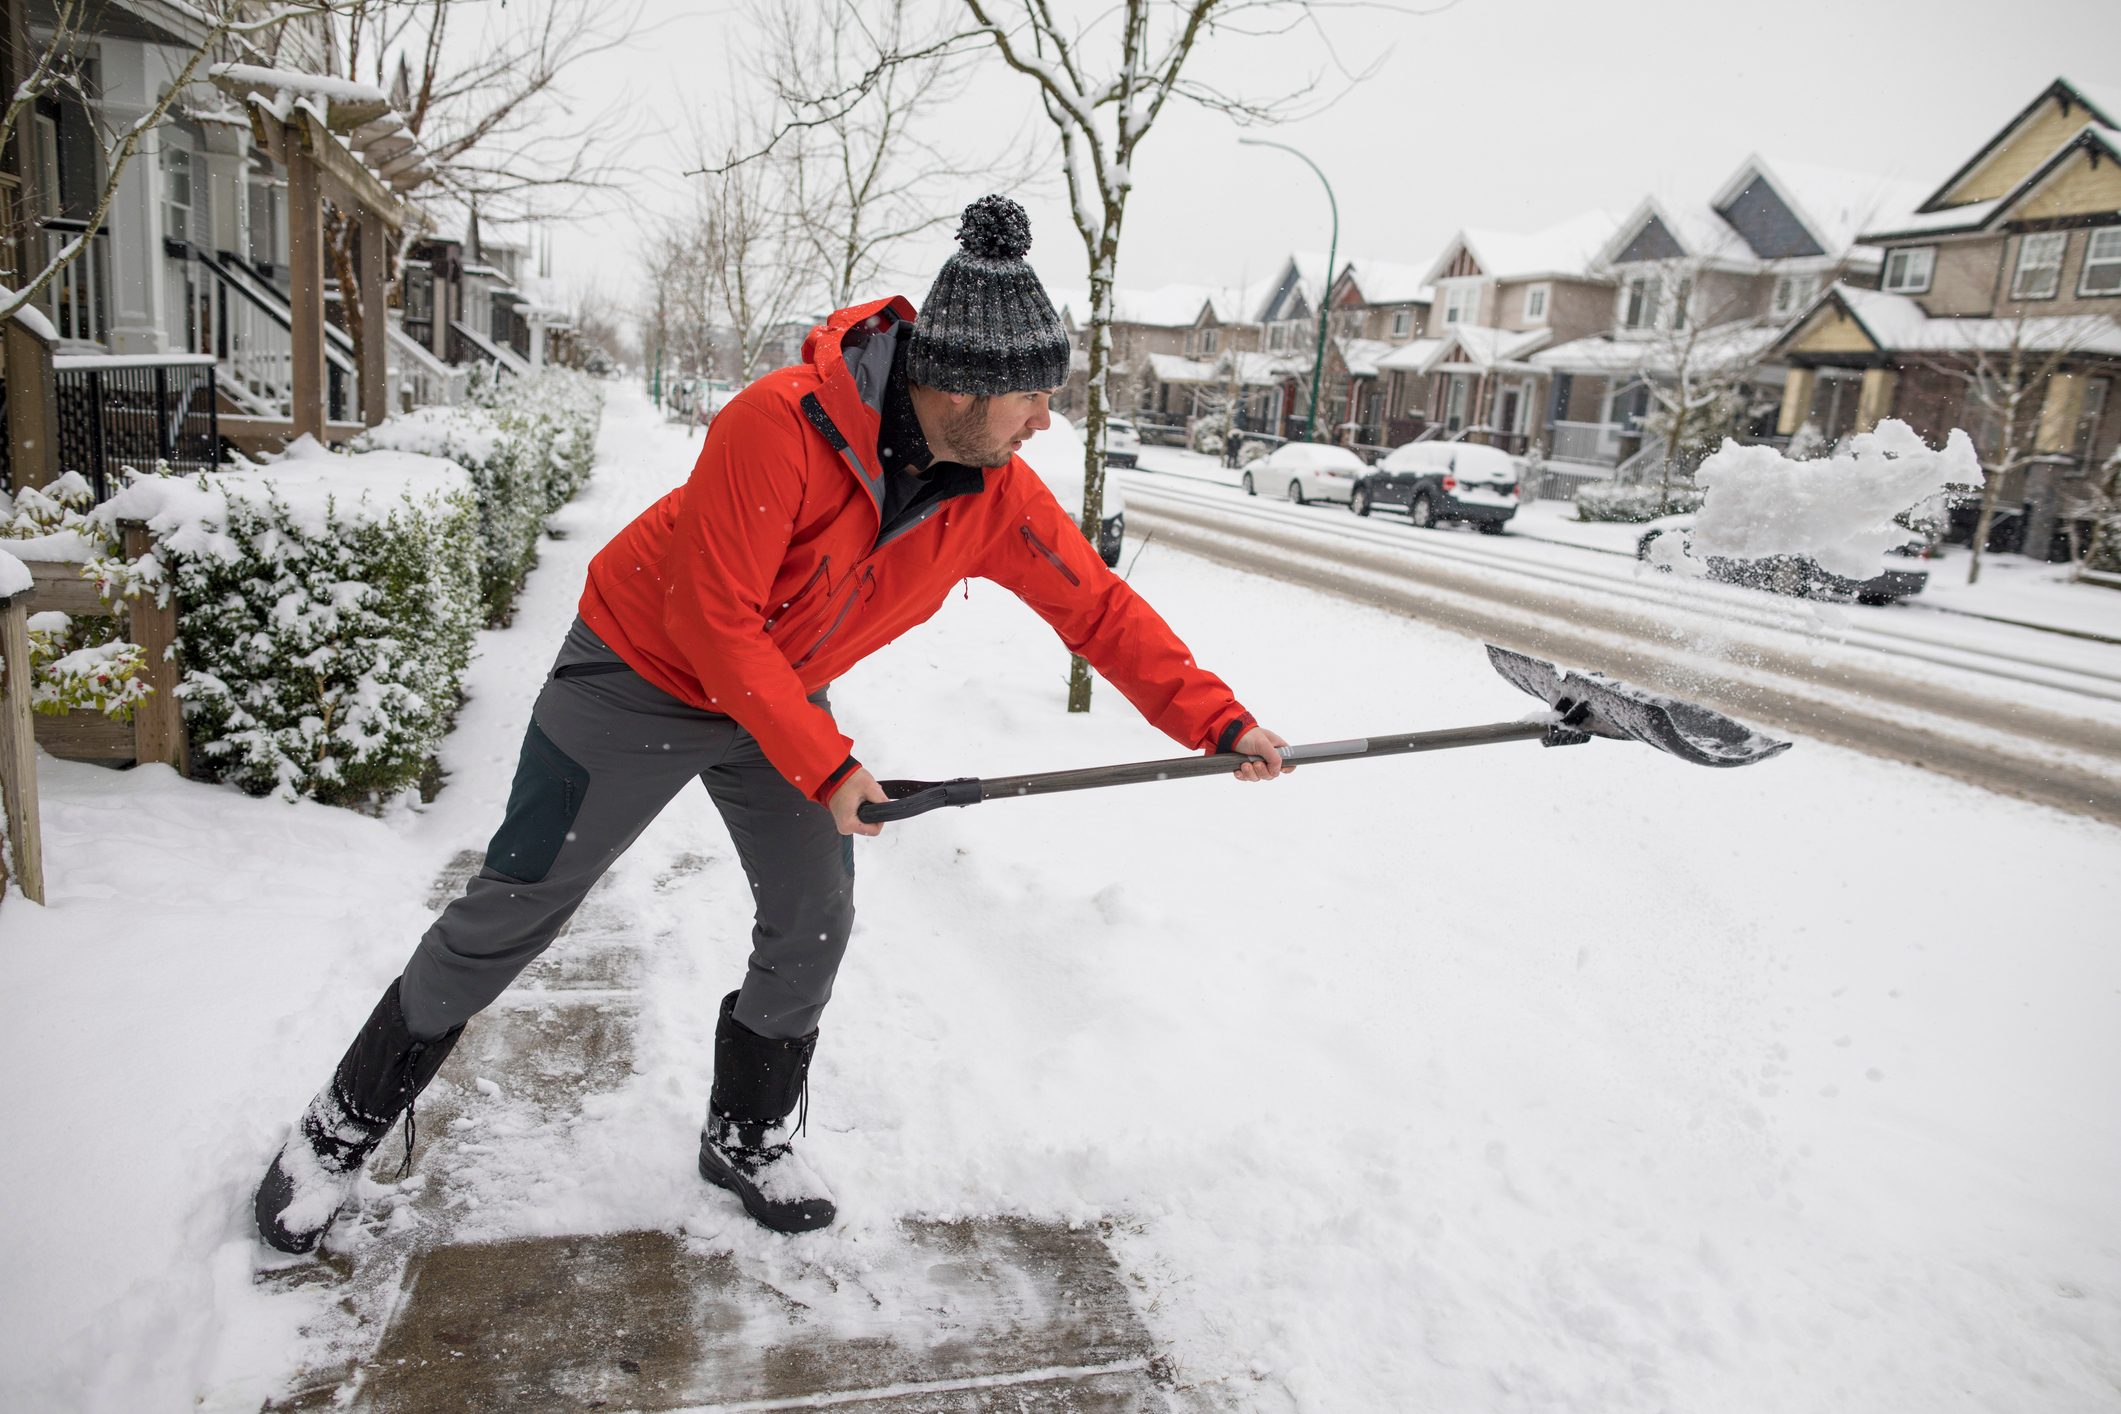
[4,387,2119,1412]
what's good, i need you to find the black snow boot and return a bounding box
[253,978,464,1255]
[697,991,836,1234]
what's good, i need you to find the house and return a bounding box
[1322,259,1432,444]
[1535,155,1921,475]
[1765,77,2121,559]
[1,1,556,502]
[1375,211,1621,454]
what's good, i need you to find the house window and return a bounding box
[1621,273,1661,330]
[1201,326,1219,355]
[2011,232,2066,300]
[2075,377,2111,462]
[1670,277,1692,330]
[1882,246,1934,294]
[1268,322,1287,351]
[1390,307,1412,338]
[2080,228,2121,296]
[1772,272,1820,319]
[1522,283,1549,324]
[1442,283,1477,326]
[163,144,194,246]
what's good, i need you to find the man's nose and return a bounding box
[1027,404,1052,433]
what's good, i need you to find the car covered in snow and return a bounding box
[1241,441,1367,505]
[1022,413,1126,567]
[1634,516,1931,604]
[1101,416,1141,468]
[1352,440,1521,533]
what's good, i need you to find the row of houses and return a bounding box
[1057,76,2121,560]
[1,0,577,502]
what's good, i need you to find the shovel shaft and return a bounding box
[859,720,1553,824]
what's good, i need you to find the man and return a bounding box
[253,195,1290,1251]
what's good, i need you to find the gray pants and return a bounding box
[399,618,855,1042]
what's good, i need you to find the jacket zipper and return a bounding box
[1020,524,1081,586]
[763,556,831,631]
[794,567,872,668]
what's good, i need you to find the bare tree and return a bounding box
[0,1,322,324]
[949,0,1370,712]
[755,0,1006,310]
[1918,315,2102,585]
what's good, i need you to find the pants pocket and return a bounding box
[484,720,592,883]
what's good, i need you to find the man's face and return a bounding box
[942,389,1055,468]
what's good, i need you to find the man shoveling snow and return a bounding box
[252,195,1293,1251]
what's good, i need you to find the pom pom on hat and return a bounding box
[955,195,1033,261]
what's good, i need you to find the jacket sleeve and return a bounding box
[977,472,1255,754]
[658,399,859,803]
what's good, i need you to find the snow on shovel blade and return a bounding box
[1485,645,1792,768]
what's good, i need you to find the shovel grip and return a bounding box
[857,777,983,824]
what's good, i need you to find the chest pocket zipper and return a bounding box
[1020,524,1081,587]
[794,567,873,668]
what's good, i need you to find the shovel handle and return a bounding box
[857,776,983,824]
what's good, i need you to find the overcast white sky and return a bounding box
[528,0,2121,322]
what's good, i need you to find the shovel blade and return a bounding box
[1486,645,1792,768]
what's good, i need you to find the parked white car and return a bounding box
[1021,414,1127,566]
[1241,441,1368,505]
[1103,416,1141,468]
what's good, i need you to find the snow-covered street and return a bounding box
[4,386,2118,1411]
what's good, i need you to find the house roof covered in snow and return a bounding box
[1336,338,1398,379]
[1378,326,1549,375]
[1768,282,2121,362]
[1424,210,1624,287]
[1337,259,1434,308]
[1597,156,1927,276]
[1147,353,1222,385]
[1533,321,1784,378]
[1862,123,2121,242]
[1910,76,2120,217]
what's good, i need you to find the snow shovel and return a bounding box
[857,644,1791,824]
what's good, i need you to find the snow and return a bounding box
[52,353,218,372]
[1674,420,1981,580]
[4,388,2119,1412]
[1,528,99,562]
[0,545,28,598]
[1818,283,2121,356]
[99,440,472,551]
[5,287,58,343]
[208,63,389,107]
[1436,210,1626,285]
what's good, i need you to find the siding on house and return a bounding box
[1945,91,2106,205]
[1717,177,1826,259]
[1918,237,2009,315]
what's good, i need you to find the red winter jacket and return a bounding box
[579,296,1255,803]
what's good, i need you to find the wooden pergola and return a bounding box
[210,66,432,448]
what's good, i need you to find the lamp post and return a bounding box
[1240,137,1337,442]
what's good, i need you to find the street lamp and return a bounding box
[1240,137,1338,443]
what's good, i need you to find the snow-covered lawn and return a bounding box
[4,387,2118,1412]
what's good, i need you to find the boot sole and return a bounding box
[697,1141,835,1234]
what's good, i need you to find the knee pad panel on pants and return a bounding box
[485,720,591,883]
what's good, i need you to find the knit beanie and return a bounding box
[905,195,1071,396]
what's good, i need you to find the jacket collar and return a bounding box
[799,297,918,527]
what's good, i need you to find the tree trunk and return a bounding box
[1066,209,1124,714]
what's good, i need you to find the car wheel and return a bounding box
[1476,519,1505,535]
[1855,591,1894,606]
[1409,492,1435,529]
[1288,479,1307,506]
[1351,485,1372,517]
[1637,528,1672,570]
[1241,471,1255,496]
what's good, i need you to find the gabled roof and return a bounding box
[1146,353,1221,385]
[1600,156,1924,273]
[1862,124,2121,243]
[1336,259,1434,308]
[1423,210,1623,287]
[1768,282,2121,360]
[1918,77,2120,214]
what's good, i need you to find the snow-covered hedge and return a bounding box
[356,369,602,620]
[104,443,482,806]
[0,474,153,722]
[1574,480,1705,523]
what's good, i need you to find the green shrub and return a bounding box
[101,451,481,807]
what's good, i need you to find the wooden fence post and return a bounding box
[0,585,44,905]
[121,521,186,774]
[5,313,60,493]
